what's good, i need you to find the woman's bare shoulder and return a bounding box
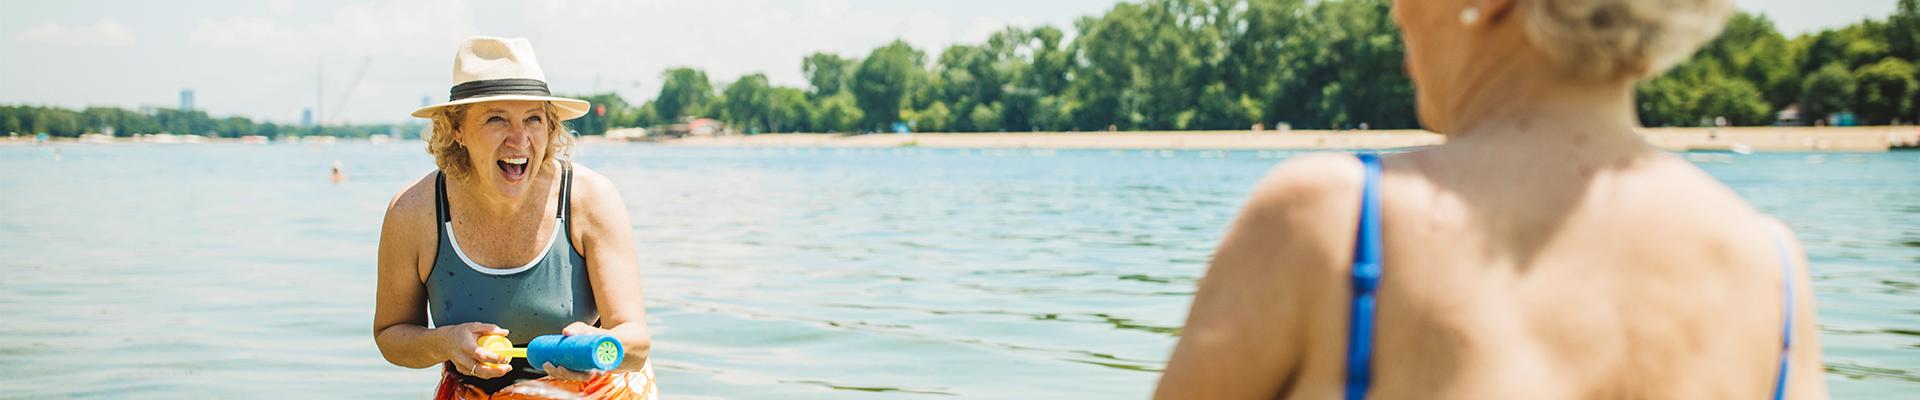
[1157,152,1369,396]
[1229,152,1369,271]
[564,162,633,229]
[382,171,441,242]
[1244,152,1367,216]
[566,162,618,206]
[1615,153,1765,232]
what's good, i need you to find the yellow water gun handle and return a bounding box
[477,335,526,368]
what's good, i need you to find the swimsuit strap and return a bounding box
[1769,228,1795,400]
[435,171,451,223]
[558,161,572,220]
[1346,153,1384,400]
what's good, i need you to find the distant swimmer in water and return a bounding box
[331,160,347,183]
[1155,0,1824,398]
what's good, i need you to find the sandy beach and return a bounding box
[641,126,1920,152]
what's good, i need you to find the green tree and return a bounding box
[967,102,1002,132]
[1801,63,1858,124]
[1235,0,1311,128]
[803,53,858,98]
[908,101,951,132]
[1852,57,1918,124]
[3,111,21,134]
[1694,75,1772,126]
[1066,2,1163,130]
[852,40,925,131]
[632,101,661,127]
[1303,0,1413,129]
[655,67,714,122]
[1637,71,1695,127]
[768,87,813,132]
[722,74,775,133]
[1024,26,1075,131]
[565,92,632,135]
[933,43,1002,131]
[1699,13,1801,112]
[813,92,864,132]
[29,107,84,136]
[1891,0,1920,60]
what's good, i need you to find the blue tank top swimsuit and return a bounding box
[427,163,598,393]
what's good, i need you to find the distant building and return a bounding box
[605,127,648,140]
[689,118,725,136]
[653,118,729,138]
[302,108,313,127]
[180,89,195,111]
[1775,104,1801,126]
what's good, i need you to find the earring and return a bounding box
[1460,6,1482,26]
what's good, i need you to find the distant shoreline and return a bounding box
[7,126,1916,152]
[637,126,1920,152]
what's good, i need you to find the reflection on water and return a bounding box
[0,145,1915,398]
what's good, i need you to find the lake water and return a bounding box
[1,143,1915,398]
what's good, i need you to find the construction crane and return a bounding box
[327,57,373,125]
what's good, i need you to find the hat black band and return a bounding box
[449,78,551,101]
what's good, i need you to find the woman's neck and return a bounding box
[451,167,550,220]
[1443,60,1650,157]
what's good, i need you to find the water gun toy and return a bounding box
[477,334,624,371]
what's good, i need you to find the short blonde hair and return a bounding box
[426,102,574,180]
[1523,0,1733,81]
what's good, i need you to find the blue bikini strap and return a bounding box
[1346,153,1383,400]
[1769,228,1795,400]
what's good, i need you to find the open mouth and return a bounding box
[497,157,530,182]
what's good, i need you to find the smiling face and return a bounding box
[454,100,554,200]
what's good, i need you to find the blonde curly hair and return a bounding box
[1522,0,1733,81]
[426,102,574,180]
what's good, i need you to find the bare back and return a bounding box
[1155,144,1826,398]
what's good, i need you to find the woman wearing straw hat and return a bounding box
[1156,0,1825,398]
[374,37,656,399]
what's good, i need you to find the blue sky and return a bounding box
[1,0,1900,125]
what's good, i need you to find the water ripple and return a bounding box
[1,146,1916,397]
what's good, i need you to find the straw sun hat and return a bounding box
[411,37,590,120]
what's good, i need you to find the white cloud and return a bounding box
[515,0,1018,99]
[183,0,482,123]
[269,0,295,16]
[188,0,476,57]
[14,18,136,47]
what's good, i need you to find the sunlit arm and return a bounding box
[372,181,452,369]
[572,165,653,370]
[1156,155,1359,399]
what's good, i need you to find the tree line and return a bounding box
[10,0,1920,138]
[0,104,405,138]
[596,0,1418,134]
[588,0,1920,134]
[1641,0,1920,127]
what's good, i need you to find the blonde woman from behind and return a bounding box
[1155,0,1826,398]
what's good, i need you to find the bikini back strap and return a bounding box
[1769,228,1795,400]
[1346,153,1384,400]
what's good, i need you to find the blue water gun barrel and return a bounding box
[526,334,624,371]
